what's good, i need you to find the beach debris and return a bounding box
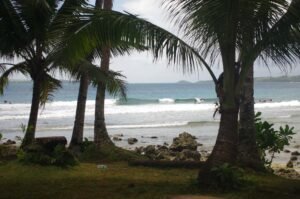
[3,139,16,145]
[284,149,291,153]
[97,164,107,170]
[169,132,198,152]
[150,136,158,139]
[291,151,300,156]
[128,138,138,145]
[294,145,300,149]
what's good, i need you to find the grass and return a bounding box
[0,160,300,199]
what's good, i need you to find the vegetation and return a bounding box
[163,0,300,172]
[18,144,78,167]
[0,161,300,199]
[255,112,295,168]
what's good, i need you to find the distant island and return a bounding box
[254,75,300,82]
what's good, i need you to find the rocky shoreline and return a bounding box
[1,132,300,180]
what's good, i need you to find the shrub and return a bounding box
[255,112,295,168]
[18,144,78,167]
[209,163,244,191]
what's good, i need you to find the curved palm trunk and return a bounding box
[94,48,113,147]
[238,65,264,170]
[69,73,89,148]
[94,0,114,147]
[21,79,41,148]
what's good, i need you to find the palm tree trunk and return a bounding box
[94,48,113,147]
[21,79,41,148]
[207,107,239,166]
[238,64,264,170]
[94,0,114,147]
[69,73,89,148]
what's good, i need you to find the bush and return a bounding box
[255,112,295,168]
[209,163,244,191]
[18,144,78,167]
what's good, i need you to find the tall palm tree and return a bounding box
[0,0,86,148]
[163,0,300,172]
[237,0,300,170]
[94,0,114,147]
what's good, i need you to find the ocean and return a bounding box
[1,81,300,166]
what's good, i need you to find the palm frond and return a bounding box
[0,62,29,95]
[39,74,62,106]
[77,61,127,98]
[50,8,217,83]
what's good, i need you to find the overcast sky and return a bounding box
[91,0,300,83]
[9,0,300,83]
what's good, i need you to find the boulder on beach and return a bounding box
[291,151,300,156]
[128,138,138,145]
[169,132,198,152]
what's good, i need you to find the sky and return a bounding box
[8,0,300,83]
[87,0,300,83]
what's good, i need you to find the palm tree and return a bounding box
[52,5,218,148]
[163,0,300,172]
[237,0,300,170]
[0,0,87,148]
[93,0,114,147]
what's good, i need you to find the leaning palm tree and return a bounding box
[163,0,300,172]
[0,0,87,148]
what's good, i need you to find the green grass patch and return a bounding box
[0,161,299,199]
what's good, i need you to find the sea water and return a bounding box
[1,81,300,164]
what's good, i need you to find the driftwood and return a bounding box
[128,160,204,169]
[35,136,67,150]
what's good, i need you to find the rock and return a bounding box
[112,137,122,141]
[177,149,201,161]
[287,160,294,168]
[275,168,300,180]
[294,145,300,149]
[3,139,16,145]
[127,138,138,145]
[169,132,198,152]
[291,151,300,156]
[163,142,169,146]
[150,136,158,139]
[290,156,298,161]
[157,145,168,151]
[284,149,291,153]
[144,145,157,158]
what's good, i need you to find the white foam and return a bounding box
[255,100,300,108]
[158,98,175,104]
[195,97,203,103]
[107,121,189,129]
